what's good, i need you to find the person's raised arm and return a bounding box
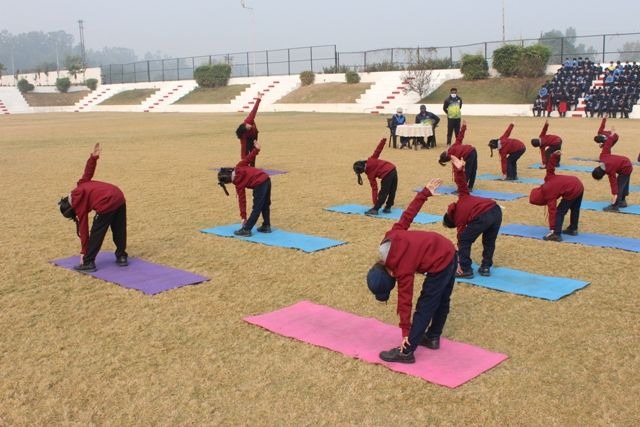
[390,179,441,231]
[451,156,469,196]
[501,123,514,140]
[545,151,560,177]
[370,138,387,159]
[244,92,263,124]
[237,145,261,167]
[540,120,549,137]
[453,121,467,145]
[78,143,101,184]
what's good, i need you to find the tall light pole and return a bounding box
[78,19,86,68]
[240,0,256,76]
[501,0,506,42]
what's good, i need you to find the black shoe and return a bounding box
[420,335,440,350]
[562,228,578,236]
[456,270,474,279]
[603,204,619,212]
[256,224,272,233]
[116,255,128,267]
[618,201,628,208]
[478,266,491,276]
[233,228,252,236]
[382,207,392,214]
[379,347,415,364]
[74,261,97,272]
[543,233,562,242]
[364,208,379,215]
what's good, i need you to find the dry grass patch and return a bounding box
[99,89,158,105]
[278,82,372,103]
[423,77,549,104]
[0,113,638,425]
[173,85,250,104]
[23,91,90,106]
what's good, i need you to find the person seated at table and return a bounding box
[415,105,440,149]
[389,107,410,149]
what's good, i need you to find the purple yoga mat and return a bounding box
[245,301,508,388]
[51,252,209,295]
[210,167,287,176]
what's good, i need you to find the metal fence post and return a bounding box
[560,37,564,63]
[449,47,453,66]
[177,59,180,80]
[484,43,488,62]
[334,45,337,70]
[147,61,150,82]
[266,50,270,76]
[162,59,165,81]
[246,52,250,77]
[364,51,367,71]
[310,47,313,72]
[602,35,606,63]
[287,49,291,75]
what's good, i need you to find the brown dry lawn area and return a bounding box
[0,112,638,425]
[99,89,158,105]
[23,91,90,106]
[279,82,372,103]
[173,85,250,104]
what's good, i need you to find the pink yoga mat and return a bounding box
[244,301,508,388]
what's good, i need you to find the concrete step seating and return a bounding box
[73,87,119,112]
[142,81,198,112]
[0,87,31,113]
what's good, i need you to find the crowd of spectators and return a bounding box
[532,58,640,118]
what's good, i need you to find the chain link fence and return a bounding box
[101,33,640,84]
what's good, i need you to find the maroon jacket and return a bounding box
[529,156,584,229]
[239,98,261,158]
[233,148,269,219]
[447,168,496,239]
[365,139,396,204]
[598,154,633,195]
[381,188,456,336]
[596,118,618,148]
[498,124,526,175]
[448,123,475,159]
[538,122,562,164]
[70,155,125,255]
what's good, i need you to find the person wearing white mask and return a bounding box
[443,87,463,146]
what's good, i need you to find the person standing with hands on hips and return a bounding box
[443,87,462,146]
[366,178,458,364]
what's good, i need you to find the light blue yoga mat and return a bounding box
[325,204,441,224]
[200,224,345,253]
[419,186,526,201]
[456,264,589,301]
[580,200,640,215]
[571,157,640,167]
[499,224,640,253]
[477,174,543,185]
[529,163,593,172]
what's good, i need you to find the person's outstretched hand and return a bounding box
[92,143,101,157]
[425,178,443,195]
[450,155,465,170]
[253,141,261,150]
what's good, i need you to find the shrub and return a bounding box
[345,70,360,84]
[323,65,351,73]
[299,70,315,86]
[56,77,71,93]
[194,63,232,88]
[517,45,551,78]
[364,61,403,72]
[493,45,523,77]
[86,78,98,91]
[17,79,35,93]
[460,54,489,80]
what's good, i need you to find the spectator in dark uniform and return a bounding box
[415,105,440,149]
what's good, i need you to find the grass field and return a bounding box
[99,89,158,105]
[422,77,549,104]
[23,91,90,106]
[0,112,638,425]
[279,82,373,103]
[173,85,250,104]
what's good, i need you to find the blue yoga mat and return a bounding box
[571,157,640,167]
[456,264,589,301]
[529,163,593,172]
[201,224,345,253]
[418,186,526,201]
[325,204,441,224]
[580,200,640,215]
[499,224,640,253]
[477,174,543,185]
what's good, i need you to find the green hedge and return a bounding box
[299,70,315,86]
[194,63,232,88]
[460,54,489,80]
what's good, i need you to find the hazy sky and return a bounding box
[3,0,640,58]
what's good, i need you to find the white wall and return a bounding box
[0,67,101,88]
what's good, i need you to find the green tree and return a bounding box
[460,54,489,80]
[619,41,640,62]
[492,45,523,77]
[538,27,597,63]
